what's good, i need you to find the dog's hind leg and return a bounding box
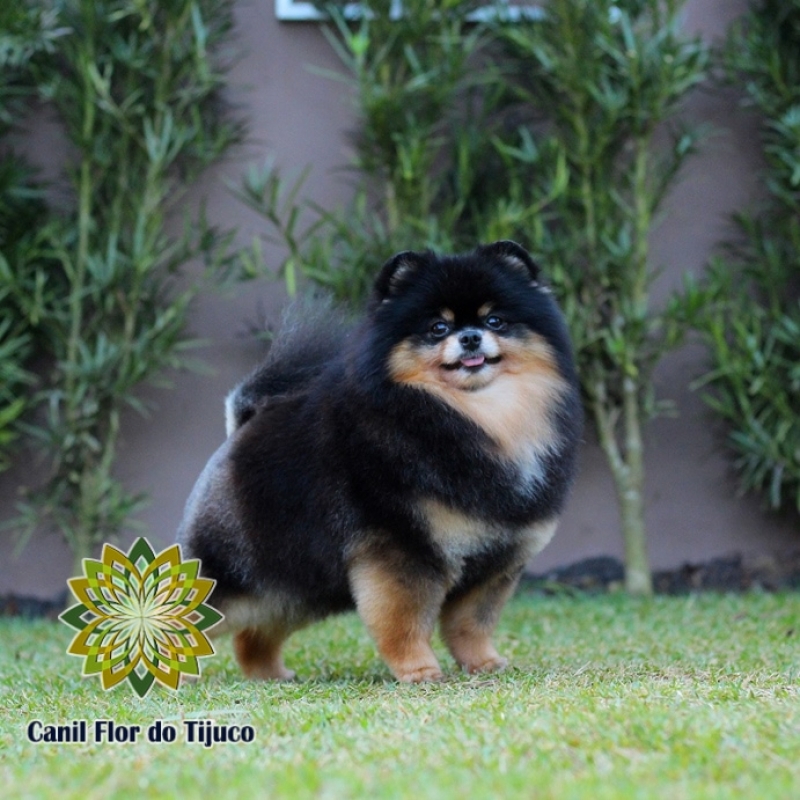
[233,627,296,681]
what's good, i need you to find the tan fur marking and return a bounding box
[478,303,493,317]
[519,517,559,560]
[419,500,490,569]
[213,591,308,635]
[444,336,566,461]
[434,517,559,673]
[440,308,455,323]
[233,628,295,681]
[388,340,442,386]
[213,592,311,681]
[436,517,559,674]
[440,573,519,674]
[388,333,568,466]
[349,557,445,682]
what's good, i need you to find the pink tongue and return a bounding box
[461,355,485,368]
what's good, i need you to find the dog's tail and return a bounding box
[225,297,353,435]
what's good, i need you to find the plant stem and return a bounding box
[620,376,652,595]
[632,136,651,311]
[592,379,652,596]
[64,19,98,559]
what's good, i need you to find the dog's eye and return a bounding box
[430,321,450,338]
[485,315,506,331]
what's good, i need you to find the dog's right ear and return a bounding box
[373,250,428,302]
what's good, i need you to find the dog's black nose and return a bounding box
[459,330,482,351]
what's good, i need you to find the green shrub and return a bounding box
[0,160,50,472]
[689,0,800,517]
[244,1,709,594]
[239,0,538,305]
[491,0,709,593]
[14,0,242,571]
[0,4,62,471]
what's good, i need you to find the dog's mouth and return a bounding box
[442,354,502,372]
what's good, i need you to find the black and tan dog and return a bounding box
[178,240,582,682]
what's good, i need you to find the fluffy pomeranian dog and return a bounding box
[177,240,582,683]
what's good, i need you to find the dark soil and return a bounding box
[0,590,68,620]
[522,551,800,595]
[2,551,799,618]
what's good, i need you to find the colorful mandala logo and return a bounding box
[60,538,223,697]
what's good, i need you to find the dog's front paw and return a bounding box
[244,664,297,681]
[464,655,508,675]
[395,664,444,683]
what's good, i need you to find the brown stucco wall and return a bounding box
[0,0,796,598]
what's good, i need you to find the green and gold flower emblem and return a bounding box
[60,538,223,697]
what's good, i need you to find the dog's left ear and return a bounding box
[374,250,428,301]
[477,240,541,284]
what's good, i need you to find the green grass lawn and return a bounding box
[1,591,798,799]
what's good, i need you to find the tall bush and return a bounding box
[689,0,800,517]
[489,0,709,594]
[243,0,709,594]
[16,0,241,573]
[0,5,62,471]
[238,0,559,304]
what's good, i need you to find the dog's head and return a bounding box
[368,241,573,394]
